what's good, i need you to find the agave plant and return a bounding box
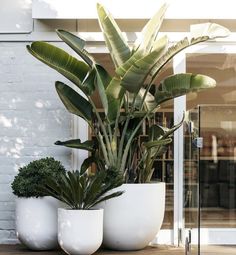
[27,3,229,183]
[40,168,124,210]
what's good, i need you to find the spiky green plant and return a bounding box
[27,3,230,183]
[40,169,124,210]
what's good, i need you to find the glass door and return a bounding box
[183,49,236,254]
[183,109,201,255]
[198,105,236,255]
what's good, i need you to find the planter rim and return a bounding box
[16,196,52,200]
[121,182,165,186]
[58,208,104,213]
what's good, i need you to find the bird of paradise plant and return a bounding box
[27,3,229,183]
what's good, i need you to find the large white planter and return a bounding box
[16,196,61,250]
[58,208,103,255]
[100,183,165,250]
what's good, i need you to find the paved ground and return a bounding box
[0,244,236,255]
[0,245,185,255]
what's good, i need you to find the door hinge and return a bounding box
[185,230,192,255]
[193,137,203,148]
[178,228,182,244]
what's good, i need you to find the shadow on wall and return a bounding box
[0,43,72,221]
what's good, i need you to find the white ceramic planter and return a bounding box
[99,183,165,250]
[16,196,61,250]
[58,208,103,255]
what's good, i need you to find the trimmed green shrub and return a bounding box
[11,157,66,198]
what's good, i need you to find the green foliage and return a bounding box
[26,3,230,183]
[40,170,124,210]
[11,157,66,198]
[55,138,96,151]
[55,81,93,122]
[137,115,185,183]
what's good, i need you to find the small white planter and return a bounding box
[58,208,103,255]
[99,183,165,250]
[16,196,61,250]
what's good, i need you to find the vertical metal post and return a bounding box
[173,52,186,246]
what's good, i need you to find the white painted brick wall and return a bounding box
[0,42,73,244]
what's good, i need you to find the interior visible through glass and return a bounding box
[186,53,236,254]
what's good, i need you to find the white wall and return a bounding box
[0,0,32,33]
[0,42,72,243]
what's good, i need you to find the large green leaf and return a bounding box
[190,23,230,39]
[135,88,157,111]
[27,42,89,92]
[94,64,111,115]
[144,138,172,150]
[56,29,94,67]
[148,115,185,138]
[55,139,95,151]
[106,77,125,121]
[133,3,167,53]
[115,50,144,77]
[56,30,113,99]
[155,73,216,105]
[97,3,131,67]
[121,36,168,93]
[81,68,96,95]
[80,154,105,173]
[150,23,230,78]
[115,4,167,77]
[146,125,172,159]
[148,124,165,141]
[82,65,111,96]
[55,81,92,122]
[162,114,185,138]
[95,64,111,89]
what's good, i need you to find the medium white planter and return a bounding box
[100,183,165,250]
[58,208,103,255]
[15,196,61,250]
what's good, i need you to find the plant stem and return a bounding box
[120,111,149,174]
[145,145,162,182]
[98,132,110,166]
[108,125,113,144]
[117,95,136,168]
[88,97,114,166]
[112,104,121,162]
[139,76,156,111]
[142,150,152,183]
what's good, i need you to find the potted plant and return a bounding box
[26,3,230,250]
[40,168,123,255]
[11,157,66,250]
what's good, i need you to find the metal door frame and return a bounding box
[173,42,236,247]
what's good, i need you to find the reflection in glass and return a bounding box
[186,53,236,254]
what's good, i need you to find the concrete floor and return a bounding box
[0,245,184,255]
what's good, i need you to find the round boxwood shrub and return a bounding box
[11,157,66,198]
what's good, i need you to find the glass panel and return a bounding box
[184,110,199,229]
[184,108,200,255]
[199,105,236,229]
[186,53,236,109]
[186,53,236,254]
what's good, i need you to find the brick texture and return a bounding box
[0,42,73,243]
